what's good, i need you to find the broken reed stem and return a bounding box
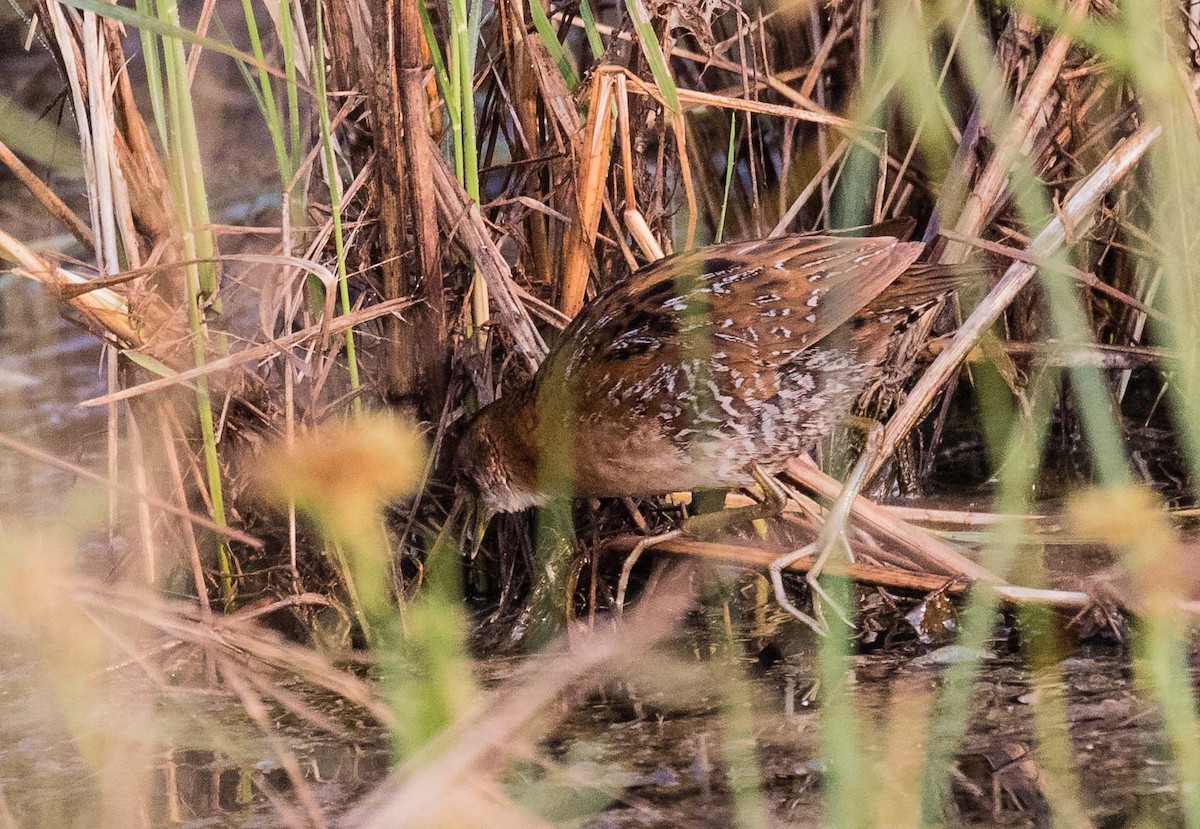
[0,228,139,343]
[784,457,1002,582]
[866,120,1167,482]
[938,0,1093,266]
[558,71,616,316]
[427,134,547,368]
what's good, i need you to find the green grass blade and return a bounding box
[716,114,736,243]
[57,0,285,80]
[578,0,604,59]
[623,0,680,119]
[313,0,362,415]
[529,0,579,91]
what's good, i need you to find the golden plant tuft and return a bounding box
[264,414,427,538]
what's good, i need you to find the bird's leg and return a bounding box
[771,419,885,634]
[682,464,789,538]
[616,465,789,618]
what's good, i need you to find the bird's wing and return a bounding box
[545,234,924,386]
[520,234,927,495]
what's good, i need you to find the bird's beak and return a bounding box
[468,503,491,560]
[452,486,492,559]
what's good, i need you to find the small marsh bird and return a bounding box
[457,229,967,627]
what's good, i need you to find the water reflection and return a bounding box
[0,638,392,829]
[152,741,390,827]
[0,279,106,520]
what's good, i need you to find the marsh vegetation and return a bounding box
[3,0,1200,824]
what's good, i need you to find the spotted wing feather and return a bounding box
[547,235,921,381]
[529,234,925,496]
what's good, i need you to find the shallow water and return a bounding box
[0,623,1182,828]
[0,281,106,521]
[0,273,1185,828]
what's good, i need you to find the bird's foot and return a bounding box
[616,465,790,617]
[768,531,857,636]
[769,542,825,634]
[770,422,885,634]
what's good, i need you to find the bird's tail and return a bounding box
[870,261,992,313]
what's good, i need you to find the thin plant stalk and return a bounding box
[578,0,604,59]
[143,0,233,601]
[236,0,291,183]
[716,115,737,243]
[277,0,302,181]
[313,0,362,415]
[529,0,579,90]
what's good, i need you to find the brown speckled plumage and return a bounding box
[457,232,962,514]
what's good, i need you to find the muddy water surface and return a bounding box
[0,281,1188,828]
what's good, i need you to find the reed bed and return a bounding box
[2,0,1200,824]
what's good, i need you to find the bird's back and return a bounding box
[528,233,946,497]
[458,231,978,509]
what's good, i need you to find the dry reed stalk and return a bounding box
[367,0,447,411]
[950,340,1167,369]
[722,492,1052,527]
[613,71,662,260]
[607,534,970,593]
[124,408,158,583]
[784,457,1002,582]
[0,228,140,343]
[324,0,367,93]
[29,0,190,360]
[77,296,416,408]
[427,133,548,368]
[866,119,1169,482]
[557,70,617,316]
[80,580,394,724]
[937,227,1164,321]
[879,505,1052,527]
[497,0,551,293]
[156,407,214,625]
[619,67,859,130]
[937,0,1093,267]
[616,534,1200,619]
[511,7,586,312]
[181,0,218,83]
[365,0,410,402]
[519,7,579,138]
[0,138,95,248]
[555,13,845,122]
[342,574,695,828]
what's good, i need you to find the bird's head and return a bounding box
[454,394,547,556]
[455,390,547,547]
